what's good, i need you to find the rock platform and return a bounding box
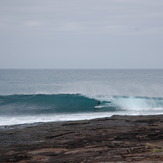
[0,115,163,162]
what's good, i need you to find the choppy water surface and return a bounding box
[0,69,163,126]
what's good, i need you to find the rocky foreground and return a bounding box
[0,115,163,163]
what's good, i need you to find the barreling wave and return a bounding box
[0,93,163,116]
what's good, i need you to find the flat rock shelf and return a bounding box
[0,115,163,163]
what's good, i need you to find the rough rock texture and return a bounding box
[0,115,163,163]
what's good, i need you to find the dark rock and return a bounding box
[0,115,163,162]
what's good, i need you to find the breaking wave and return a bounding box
[0,93,163,116]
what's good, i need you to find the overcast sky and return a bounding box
[0,0,163,69]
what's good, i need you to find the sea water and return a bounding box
[0,69,163,126]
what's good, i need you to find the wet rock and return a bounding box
[0,115,163,162]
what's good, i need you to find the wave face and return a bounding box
[0,94,163,116]
[0,94,98,115]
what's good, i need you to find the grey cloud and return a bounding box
[0,0,163,68]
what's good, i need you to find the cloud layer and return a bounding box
[0,0,163,68]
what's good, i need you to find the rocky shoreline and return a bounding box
[0,115,163,163]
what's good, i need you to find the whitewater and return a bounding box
[0,69,163,126]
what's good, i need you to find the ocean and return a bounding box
[0,69,163,126]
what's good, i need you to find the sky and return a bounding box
[0,0,163,69]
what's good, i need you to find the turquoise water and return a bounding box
[0,69,163,126]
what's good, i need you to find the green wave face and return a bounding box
[0,94,163,116]
[0,94,98,115]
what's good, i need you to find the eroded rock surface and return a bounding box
[0,115,163,162]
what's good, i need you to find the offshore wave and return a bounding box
[0,93,163,116]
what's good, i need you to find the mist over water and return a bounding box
[0,69,163,126]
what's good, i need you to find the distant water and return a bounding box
[0,69,163,126]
